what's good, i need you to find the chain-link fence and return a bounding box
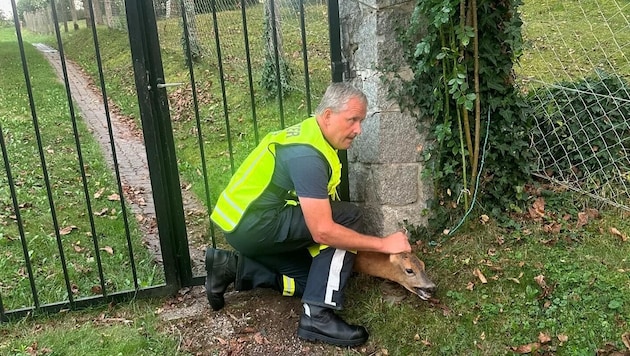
[519,0,630,210]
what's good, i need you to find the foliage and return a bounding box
[396,0,534,233]
[15,0,47,21]
[529,70,630,184]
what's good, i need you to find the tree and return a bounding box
[260,0,291,97]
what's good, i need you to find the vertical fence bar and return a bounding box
[85,0,141,292]
[48,0,109,297]
[0,119,39,310]
[240,0,259,145]
[327,0,349,201]
[125,0,190,288]
[269,0,286,128]
[209,0,236,174]
[180,2,216,249]
[298,0,313,115]
[12,0,76,307]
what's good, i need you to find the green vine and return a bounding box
[396,0,534,234]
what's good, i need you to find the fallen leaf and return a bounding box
[466,281,475,291]
[107,194,120,201]
[622,332,630,350]
[538,332,552,344]
[577,212,588,227]
[59,226,77,236]
[508,277,520,284]
[94,208,109,216]
[610,227,628,242]
[100,246,114,255]
[473,268,488,284]
[558,334,569,344]
[529,197,545,219]
[480,214,490,224]
[94,188,105,199]
[511,342,541,354]
[534,275,547,288]
[91,285,103,294]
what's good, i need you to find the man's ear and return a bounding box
[322,108,332,125]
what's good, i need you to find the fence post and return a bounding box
[124,0,192,290]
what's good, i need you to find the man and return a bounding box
[206,82,411,347]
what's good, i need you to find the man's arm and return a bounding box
[299,197,411,254]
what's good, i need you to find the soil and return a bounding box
[156,286,385,356]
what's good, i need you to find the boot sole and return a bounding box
[297,328,368,347]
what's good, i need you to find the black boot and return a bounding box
[205,248,237,311]
[297,303,369,347]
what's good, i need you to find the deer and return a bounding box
[353,250,436,301]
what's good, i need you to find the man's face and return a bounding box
[322,96,367,150]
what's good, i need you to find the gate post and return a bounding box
[340,0,432,235]
[124,0,192,289]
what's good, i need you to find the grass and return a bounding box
[0,28,161,312]
[1,0,630,355]
[517,0,630,87]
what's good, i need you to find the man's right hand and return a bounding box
[380,231,412,254]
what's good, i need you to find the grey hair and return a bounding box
[314,82,367,116]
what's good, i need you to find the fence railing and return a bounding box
[518,0,630,210]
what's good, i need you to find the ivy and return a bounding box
[394,0,534,234]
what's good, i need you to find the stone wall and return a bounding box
[340,0,432,235]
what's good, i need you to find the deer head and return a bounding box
[354,251,436,300]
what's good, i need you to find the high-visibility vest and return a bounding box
[211,117,341,232]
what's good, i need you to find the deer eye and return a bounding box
[405,268,415,275]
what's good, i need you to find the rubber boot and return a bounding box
[205,248,237,311]
[297,303,369,347]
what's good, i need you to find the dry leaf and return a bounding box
[577,212,588,227]
[558,334,569,343]
[622,332,630,350]
[91,285,103,294]
[466,281,475,291]
[94,208,109,216]
[511,343,541,354]
[59,226,77,236]
[94,188,105,199]
[529,197,545,219]
[538,332,552,344]
[480,214,490,224]
[610,227,628,242]
[100,246,114,255]
[534,275,547,288]
[107,194,120,201]
[473,268,488,284]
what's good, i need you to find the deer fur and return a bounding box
[354,251,436,300]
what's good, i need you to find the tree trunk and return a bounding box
[182,0,202,62]
[104,0,113,27]
[69,0,78,30]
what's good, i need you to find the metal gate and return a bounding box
[0,0,343,320]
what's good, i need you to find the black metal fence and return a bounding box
[0,0,342,321]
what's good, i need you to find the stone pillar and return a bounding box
[341,0,432,235]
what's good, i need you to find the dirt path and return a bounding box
[34,43,370,355]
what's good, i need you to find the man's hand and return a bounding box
[380,231,412,254]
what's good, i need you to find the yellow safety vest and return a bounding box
[211,117,342,232]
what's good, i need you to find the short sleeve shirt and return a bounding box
[253,144,330,208]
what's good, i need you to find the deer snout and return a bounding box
[415,279,436,300]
